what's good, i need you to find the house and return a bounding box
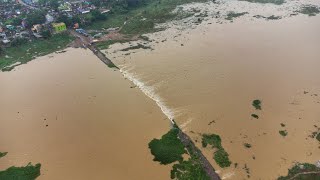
[52,22,66,33]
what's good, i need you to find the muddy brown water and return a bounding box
[107,15,320,179]
[0,49,171,179]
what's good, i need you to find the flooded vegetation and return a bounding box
[201,134,231,168]
[0,152,7,159]
[0,163,41,180]
[149,128,186,165]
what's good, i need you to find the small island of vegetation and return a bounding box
[279,130,288,137]
[252,99,262,110]
[202,134,232,168]
[251,114,259,119]
[0,152,8,159]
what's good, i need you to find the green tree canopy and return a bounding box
[26,10,46,27]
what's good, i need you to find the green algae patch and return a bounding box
[201,134,231,168]
[0,163,41,180]
[0,152,8,159]
[278,163,320,180]
[148,128,186,165]
[252,100,262,110]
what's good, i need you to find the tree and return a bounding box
[40,28,51,38]
[26,11,46,28]
[91,0,101,6]
[57,14,72,27]
[91,10,107,21]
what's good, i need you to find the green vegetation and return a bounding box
[96,39,132,50]
[171,157,210,180]
[316,133,320,142]
[239,0,285,5]
[226,12,248,20]
[267,15,281,20]
[251,114,259,119]
[148,128,186,165]
[279,130,288,137]
[0,163,41,180]
[244,143,252,148]
[252,99,262,110]
[201,134,231,168]
[25,10,46,28]
[120,43,151,51]
[148,127,212,179]
[278,163,320,180]
[213,149,231,168]
[87,0,209,36]
[0,152,8,159]
[201,134,221,148]
[0,33,74,71]
[299,5,320,16]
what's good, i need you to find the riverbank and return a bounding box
[0,33,74,71]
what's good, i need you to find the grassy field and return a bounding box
[0,33,74,71]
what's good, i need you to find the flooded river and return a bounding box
[107,14,320,179]
[1,1,320,180]
[0,49,171,179]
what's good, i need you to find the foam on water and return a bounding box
[119,68,175,124]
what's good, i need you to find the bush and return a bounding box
[279,130,288,137]
[252,99,262,110]
[251,114,259,119]
[0,152,7,159]
[201,134,231,168]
